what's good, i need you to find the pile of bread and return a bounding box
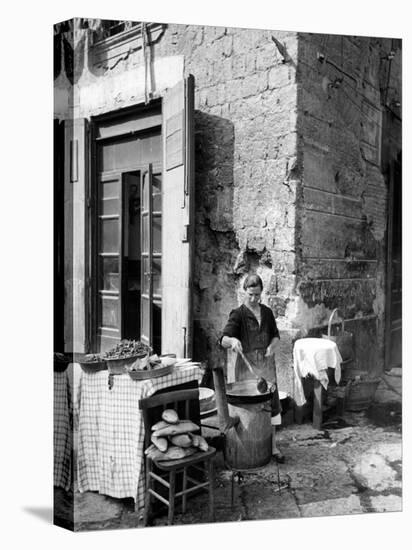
[145,409,209,461]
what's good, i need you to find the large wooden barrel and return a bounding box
[226,387,272,469]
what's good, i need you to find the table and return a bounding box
[293,338,342,429]
[53,370,72,491]
[75,364,202,512]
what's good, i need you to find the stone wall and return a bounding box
[156,25,300,385]
[293,34,402,376]
[54,20,402,392]
[54,20,300,390]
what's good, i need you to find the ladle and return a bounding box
[238,349,268,394]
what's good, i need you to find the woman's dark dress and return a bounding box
[221,303,281,417]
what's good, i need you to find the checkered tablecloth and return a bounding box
[76,365,202,511]
[54,370,72,491]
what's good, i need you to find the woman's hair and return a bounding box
[243,274,263,291]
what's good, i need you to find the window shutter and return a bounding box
[64,118,89,353]
[161,76,195,357]
[54,119,65,352]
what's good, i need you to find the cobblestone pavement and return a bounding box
[54,375,402,532]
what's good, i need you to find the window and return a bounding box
[95,128,163,354]
[85,76,195,357]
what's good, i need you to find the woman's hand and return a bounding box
[265,338,279,357]
[230,337,243,353]
[221,335,243,353]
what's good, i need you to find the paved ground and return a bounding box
[54,372,402,531]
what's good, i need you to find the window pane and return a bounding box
[142,257,150,294]
[100,257,119,291]
[101,179,119,199]
[99,138,137,172]
[101,296,120,329]
[100,218,119,253]
[153,215,162,253]
[140,133,162,164]
[142,173,149,211]
[141,296,150,342]
[152,257,161,296]
[152,174,162,212]
[141,214,149,253]
[100,197,119,216]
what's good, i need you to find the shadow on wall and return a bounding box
[192,111,237,371]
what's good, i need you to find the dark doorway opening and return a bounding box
[123,171,141,340]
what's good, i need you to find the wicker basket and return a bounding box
[106,353,148,375]
[79,360,108,373]
[345,378,380,411]
[127,363,174,380]
[322,308,354,361]
[76,353,107,373]
[340,360,366,383]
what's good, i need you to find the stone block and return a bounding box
[298,279,376,317]
[300,258,377,280]
[255,44,278,71]
[268,64,295,89]
[301,210,377,260]
[368,495,402,513]
[241,72,268,98]
[299,495,363,517]
[223,79,244,103]
[74,492,123,524]
[352,452,400,491]
[302,146,334,191]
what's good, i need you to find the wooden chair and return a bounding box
[139,388,216,526]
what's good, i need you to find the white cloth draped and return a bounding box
[293,338,342,406]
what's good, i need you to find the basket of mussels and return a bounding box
[104,340,152,375]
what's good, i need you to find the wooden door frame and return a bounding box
[88,102,162,352]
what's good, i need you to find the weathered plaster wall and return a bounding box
[293,34,402,375]
[54,21,300,391]
[55,21,402,390]
[155,25,299,388]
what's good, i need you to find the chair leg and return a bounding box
[168,470,176,526]
[143,457,152,527]
[208,460,215,522]
[182,467,188,514]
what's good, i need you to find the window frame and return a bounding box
[89,102,162,352]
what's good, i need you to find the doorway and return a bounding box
[93,120,163,354]
[123,171,141,340]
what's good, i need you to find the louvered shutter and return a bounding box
[161,76,195,357]
[64,118,88,353]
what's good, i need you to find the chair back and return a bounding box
[139,388,201,448]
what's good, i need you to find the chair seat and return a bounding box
[153,447,216,471]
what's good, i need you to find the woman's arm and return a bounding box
[220,308,243,352]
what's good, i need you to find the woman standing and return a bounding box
[220,274,284,462]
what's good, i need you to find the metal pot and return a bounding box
[226,379,272,404]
